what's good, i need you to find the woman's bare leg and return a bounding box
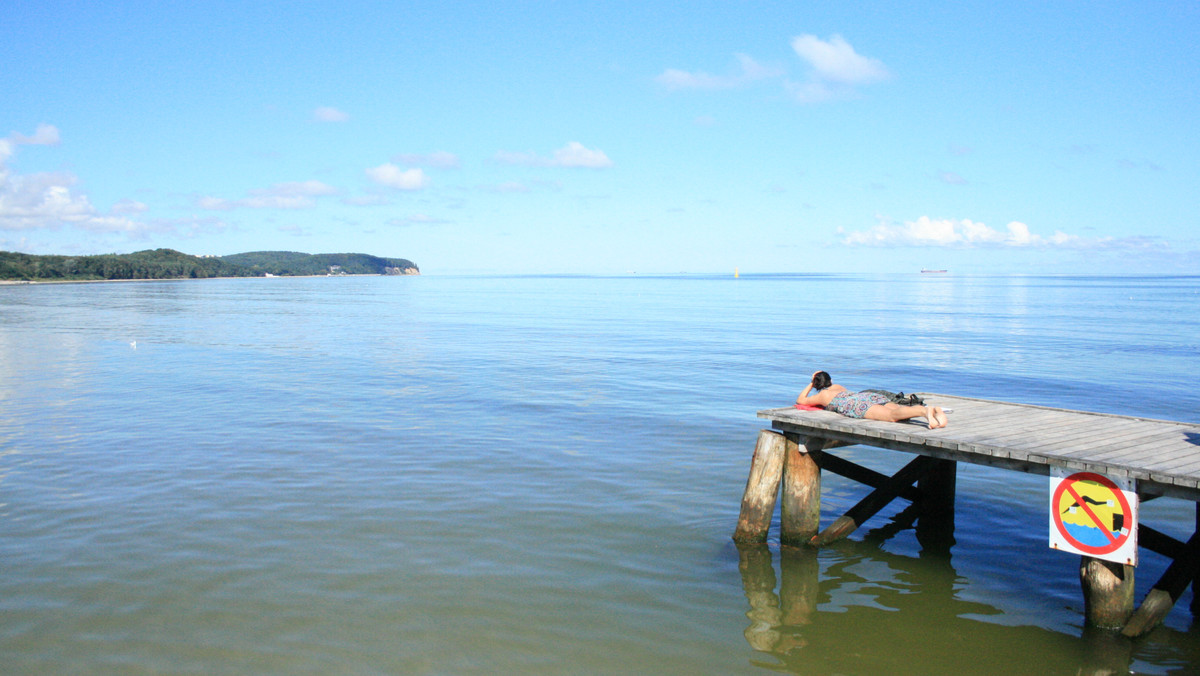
[864,403,929,424]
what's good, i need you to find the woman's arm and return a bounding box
[796,381,817,405]
[796,374,843,406]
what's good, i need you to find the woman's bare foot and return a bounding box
[930,407,949,429]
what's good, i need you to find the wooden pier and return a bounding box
[736,394,1200,636]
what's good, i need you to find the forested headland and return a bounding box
[0,249,419,282]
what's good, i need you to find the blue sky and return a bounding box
[3,1,1197,274]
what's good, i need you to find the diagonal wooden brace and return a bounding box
[809,455,937,547]
[1121,527,1200,637]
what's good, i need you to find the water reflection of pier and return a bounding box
[735,540,1141,675]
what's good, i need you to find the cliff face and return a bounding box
[384,266,420,275]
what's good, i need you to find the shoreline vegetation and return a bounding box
[0,249,419,283]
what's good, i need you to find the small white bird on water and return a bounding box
[130,340,137,350]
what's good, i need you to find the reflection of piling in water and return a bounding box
[733,540,1136,675]
[737,543,818,654]
[1078,626,1134,676]
[737,544,781,651]
[729,424,1161,672]
[778,546,819,626]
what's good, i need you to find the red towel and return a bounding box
[794,404,824,411]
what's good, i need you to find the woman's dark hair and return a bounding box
[811,371,832,390]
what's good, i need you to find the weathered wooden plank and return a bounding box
[953,405,1080,431]
[1010,418,1155,452]
[1107,432,1200,459]
[933,410,1073,441]
[1139,454,1200,477]
[1088,452,1200,480]
[1071,444,1200,479]
[758,395,1200,500]
[1053,426,1193,458]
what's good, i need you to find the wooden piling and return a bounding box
[779,434,822,546]
[1080,557,1135,630]
[1193,502,1199,616]
[915,459,957,555]
[733,430,787,544]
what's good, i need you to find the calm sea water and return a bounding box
[1,273,1198,675]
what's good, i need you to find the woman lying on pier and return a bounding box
[796,371,948,429]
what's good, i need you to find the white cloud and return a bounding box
[260,180,338,197]
[393,151,460,169]
[656,53,781,90]
[196,195,233,211]
[841,216,1100,248]
[790,34,889,85]
[313,106,349,122]
[10,123,61,146]
[937,171,967,185]
[388,213,448,227]
[0,128,145,235]
[784,81,839,104]
[111,198,149,214]
[238,195,320,209]
[196,179,338,210]
[786,35,889,103]
[658,36,887,104]
[365,164,430,190]
[495,142,613,168]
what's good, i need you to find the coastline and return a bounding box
[0,272,418,287]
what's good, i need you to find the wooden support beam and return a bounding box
[1138,523,1188,560]
[733,430,787,544]
[816,451,922,503]
[809,455,936,547]
[1193,503,1199,616]
[916,459,957,555]
[779,435,822,546]
[1121,524,1200,637]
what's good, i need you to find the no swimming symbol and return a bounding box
[1049,470,1138,565]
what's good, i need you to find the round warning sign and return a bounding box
[1049,470,1138,565]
